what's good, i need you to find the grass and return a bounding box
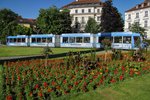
[0,46,90,57]
[55,73,150,100]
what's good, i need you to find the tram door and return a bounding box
[133,36,141,48]
[55,35,60,47]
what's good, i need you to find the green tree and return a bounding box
[100,0,124,32]
[129,22,146,38]
[60,9,72,33]
[85,17,99,34]
[16,25,33,35]
[0,9,18,43]
[37,6,71,34]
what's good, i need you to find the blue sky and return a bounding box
[0,0,144,19]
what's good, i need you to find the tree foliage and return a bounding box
[85,17,99,34]
[16,25,33,35]
[129,22,146,38]
[0,9,18,43]
[36,6,71,34]
[100,0,124,32]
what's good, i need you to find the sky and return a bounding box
[0,0,144,19]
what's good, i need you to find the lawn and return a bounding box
[0,46,90,57]
[56,73,150,100]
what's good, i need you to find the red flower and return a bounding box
[6,95,13,100]
[51,81,56,86]
[43,82,48,87]
[74,81,78,86]
[34,84,39,89]
[114,69,118,74]
[47,88,52,93]
[29,92,33,97]
[18,76,21,81]
[119,75,124,81]
[110,78,116,83]
[122,66,125,71]
[38,92,43,97]
[63,80,67,84]
[100,79,103,84]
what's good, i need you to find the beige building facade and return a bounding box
[125,0,150,39]
[61,0,103,32]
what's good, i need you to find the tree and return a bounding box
[0,9,18,43]
[85,17,99,34]
[129,22,146,38]
[36,6,72,34]
[16,25,33,35]
[100,0,124,32]
[60,9,72,33]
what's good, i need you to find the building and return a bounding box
[61,0,103,32]
[17,17,36,28]
[125,0,150,39]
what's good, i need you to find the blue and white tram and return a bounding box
[7,35,28,46]
[60,33,94,48]
[29,34,55,47]
[111,32,143,50]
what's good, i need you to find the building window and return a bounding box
[75,10,78,13]
[88,9,91,13]
[81,17,85,24]
[128,23,131,28]
[128,14,131,19]
[97,16,101,21]
[136,12,139,18]
[82,9,84,13]
[135,21,139,25]
[145,11,148,17]
[75,17,78,23]
[144,20,148,27]
[97,9,100,13]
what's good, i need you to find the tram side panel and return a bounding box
[7,35,28,46]
[60,33,94,48]
[29,34,55,47]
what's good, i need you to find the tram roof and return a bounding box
[30,34,54,37]
[61,33,92,37]
[7,35,28,38]
[111,32,141,36]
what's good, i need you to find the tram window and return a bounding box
[69,37,75,43]
[37,38,41,43]
[42,38,46,43]
[76,37,83,43]
[123,36,131,43]
[32,38,36,43]
[17,38,21,42]
[84,37,90,43]
[99,37,105,43]
[47,37,52,43]
[22,38,25,42]
[10,39,13,42]
[14,38,17,42]
[63,37,68,43]
[134,36,141,47]
[114,37,122,43]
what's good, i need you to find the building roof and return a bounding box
[17,17,36,25]
[62,0,103,9]
[126,0,150,12]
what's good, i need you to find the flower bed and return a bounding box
[2,52,150,99]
